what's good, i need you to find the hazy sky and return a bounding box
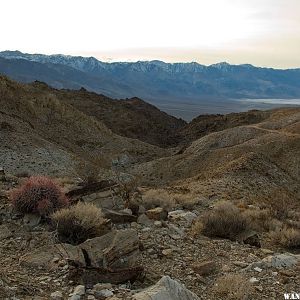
[2,0,300,68]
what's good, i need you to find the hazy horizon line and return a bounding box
[1,49,300,71]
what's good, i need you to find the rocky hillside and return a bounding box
[1,75,300,299]
[133,108,300,204]
[0,76,170,176]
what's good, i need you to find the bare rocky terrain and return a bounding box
[0,76,300,300]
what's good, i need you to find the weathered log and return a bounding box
[66,180,117,198]
[102,208,137,223]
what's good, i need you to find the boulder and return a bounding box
[248,253,300,270]
[79,229,140,269]
[133,276,200,300]
[20,243,85,269]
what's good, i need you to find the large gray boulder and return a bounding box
[133,276,200,300]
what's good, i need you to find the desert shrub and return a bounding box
[269,226,300,249]
[10,176,68,216]
[142,189,176,211]
[75,155,112,185]
[113,172,140,208]
[51,202,110,245]
[242,208,272,232]
[256,190,296,220]
[201,201,248,240]
[189,219,204,238]
[212,274,252,300]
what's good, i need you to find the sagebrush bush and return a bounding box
[201,201,248,240]
[269,226,300,249]
[212,274,252,300]
[242,208,272,232]
[142,189,176,211]
[10,176,68,216]
[51,202,110,245]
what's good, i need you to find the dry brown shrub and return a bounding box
[75,154,112,185]
[269,226,300,249]
[51,202,110,245]
[242,208,272,232]
[255,189,296,220]
[213,274,252,300]
[189,219,204,238]
[142,189,176,211]
[201,201,248,240]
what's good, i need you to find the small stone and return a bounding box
[69,295,81,300]
[233,261,248,268]
[146,207,168,220]
[260,248,274,255]
[73,285,85,296]
[23,213,41,228]
[93,283,113,291]
[192,261,217,276]
[154,221,162,227]
[162,249,173,256]
[137,214,153,226]
[94,289,113,298]
[255,286,263,292]
[50,291,63,299]
[249,277,259,283]
[87,296,96,300]
[254,267,263,272]
[0,225,12,240]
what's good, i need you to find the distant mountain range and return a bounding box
[1,50,300,105]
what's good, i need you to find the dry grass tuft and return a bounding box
[242,208,272,232]
[212,274,252,300]
[142,189,176,211]
[269,226,300,249]
[201,201,248,240]
[51,202,110,245]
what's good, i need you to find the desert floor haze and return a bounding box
[0,74,300,300]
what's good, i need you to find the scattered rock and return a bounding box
[20,244,84,269]
[133,276,200,300]
[168,210,197,225]
[94,289,113,298]
[102,208,137,223]
[247,253,300,272]
[146,207,168,221]
[23,213,41,228]
[50,291,63,299]
[249,277,259,283]
[238,230,261,248]
[192,260,217,276]
[162,249,173,257]
[233,261,248,268]
[73,285,85,296]
[93,283,113,291]
[137,214,153,226]
[0,224,12,240]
